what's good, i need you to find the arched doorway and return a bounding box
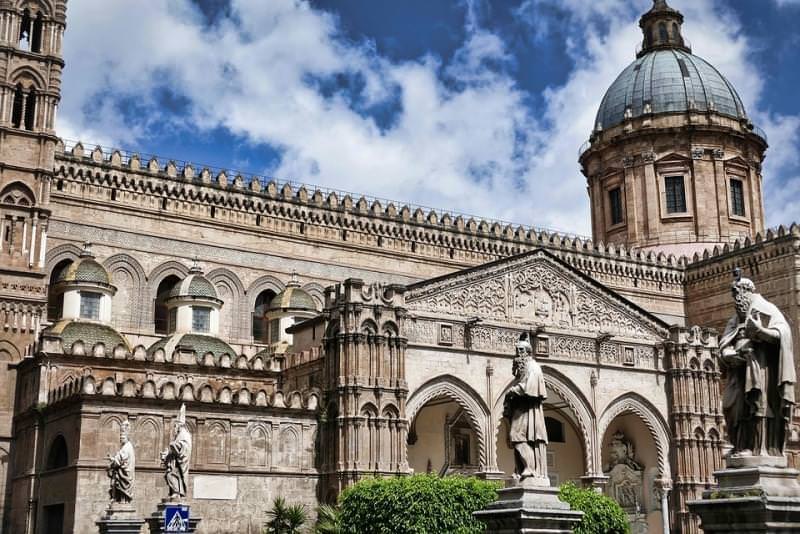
[408,398,481,475]
[598,395,671,534]
[406,376,489,476]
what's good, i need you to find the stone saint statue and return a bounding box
[107,421,135,504]
[503,334,549,483]
[161,404,192,499]
[719,270,795,459]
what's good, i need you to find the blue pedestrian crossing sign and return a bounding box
[164,505,190,533]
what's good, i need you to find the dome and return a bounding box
[269,286,318,313]
[167,265,220,302]
[56,248,110,286]
[595,48,747,132]
[148,332,236,360]
[46,319,131,353]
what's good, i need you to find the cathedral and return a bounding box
[0,0,797,533]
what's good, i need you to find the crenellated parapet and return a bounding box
[52,141,689,317]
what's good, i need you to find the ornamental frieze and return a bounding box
[405,319,657,369]
[407,253,664,340]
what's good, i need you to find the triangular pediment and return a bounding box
[406,249,667,340]
[655,152,690,164]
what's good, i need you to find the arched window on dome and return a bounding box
[252,289,276,343]
[659,22,669,43]
[672,22,681,43]
[47,259,72,321]
[154,275,181,335]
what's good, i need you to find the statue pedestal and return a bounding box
[474,479,583,534]
[96,504,144,534]
[688,461,800,533]
[145,500,201,534]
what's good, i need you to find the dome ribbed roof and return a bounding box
[46,319,131,352]
[595,49,747,132]
[148,332,235,359]
[269,286,318,312]
[56,248,110,286]
[167,265,219,301]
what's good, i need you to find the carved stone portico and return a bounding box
[401,248,687,533]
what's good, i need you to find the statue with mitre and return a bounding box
[161,404,192,499]
[107,420,136,504]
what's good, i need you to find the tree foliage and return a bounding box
[314,504,342,534]
[558,482,630,534]
[339,474,499,534]
[264,496,308,534]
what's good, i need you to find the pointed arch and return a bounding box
[406,375,490,469]
[45,243,82,275]
[597,393,671,479]
[207,267,245,341]
[104,254,146,330]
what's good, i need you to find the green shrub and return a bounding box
[264,496,308,534]
[315,503,342,534]
[558,482,630,534]
[339,474,499,534]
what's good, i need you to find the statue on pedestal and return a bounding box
[503,334,549,483]
[161,404,192,499]
[107,421,135,504]
[719,269,795,459]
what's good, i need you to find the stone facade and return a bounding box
[0,1,798,534]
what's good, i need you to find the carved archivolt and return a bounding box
[407,251,666,340]
[597,393,671,479]
[406,376,490,469]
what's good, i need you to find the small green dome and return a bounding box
[148,332,235,359]
[46,319,130,353]
[56,250,110,286]
[269,285,318,313]
[167,265,219,301]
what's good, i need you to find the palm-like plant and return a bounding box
[265,496,308,534]
[314,504,342,534]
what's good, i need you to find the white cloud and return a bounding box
[58,0,799,238]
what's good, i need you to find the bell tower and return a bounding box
[0,0,65,350]
[0,0,66,527]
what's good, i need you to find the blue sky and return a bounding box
[59,0,800,237]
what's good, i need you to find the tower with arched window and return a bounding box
[0,1,67,525]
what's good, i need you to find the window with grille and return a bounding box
[609,187,623,225]
[665,176,687,214]
[192,307,211,333]
[79,292,101,320]
[269,319,281,343]
[168,308,177,333]
[730,178,746,217]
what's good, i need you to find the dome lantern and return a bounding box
[638,0,689,57]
